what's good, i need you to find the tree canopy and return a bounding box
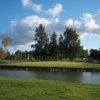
[63,28,83,61]
[32,24,84,61]
[34,24,49,60]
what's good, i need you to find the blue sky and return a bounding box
[0,0,100,52]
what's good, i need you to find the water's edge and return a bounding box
[0,66,100,72]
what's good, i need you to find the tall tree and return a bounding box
[34,24,49,60]
[49,32,58,60]
[0,47,5,59]
[58,34,64,60]
[63,28,82,61]
[2,37,11,52]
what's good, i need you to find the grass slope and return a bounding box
[0,61,100,69]
[0,78,100,100]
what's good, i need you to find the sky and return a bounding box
[0,0,100,52]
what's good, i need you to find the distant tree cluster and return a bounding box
[88,49,100,63]
[31,24,88,61]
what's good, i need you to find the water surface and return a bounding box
[0,70,100,84]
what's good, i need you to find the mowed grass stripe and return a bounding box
[0,61,100,69]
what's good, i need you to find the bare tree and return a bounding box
[0,48,5,59]
[2,37,11,52]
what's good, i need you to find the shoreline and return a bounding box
[0,66,100,72]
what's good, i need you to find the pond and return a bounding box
[0,70,100,84]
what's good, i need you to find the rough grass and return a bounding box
[0,78,100,100]
[0,61,100,69]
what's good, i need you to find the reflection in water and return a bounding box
[0,70,100,84]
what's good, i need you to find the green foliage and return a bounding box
[32,24,85,61]
[4,51,11,60]
[63,28,83,61]
[81,49,88,59]
[58,34,64,60]
[34,24,49,60]
[49,32,58,60]
[0,78,100,100]
[15,50,22,61]
[89,49,100,63]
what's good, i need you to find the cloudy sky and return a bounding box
[0,0,100,52]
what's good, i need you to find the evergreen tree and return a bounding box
[58,34,64,60]
[34,24,49,60]
[63,28,82,61]
[49,32,58,60]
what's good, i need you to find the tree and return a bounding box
[29,50,35,60]
[21,51,29,60]
[49,32,58,60]
[81,49,88,59]
[2,37,11,52]
[58,34,64,60]
[63,28,82,61]
[0,48,5,59]
[89,49,100,62]
[33,24,49,60]
[4,51,11,60]
[15,50,22,61]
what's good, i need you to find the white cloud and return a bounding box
[21,0,63,18]
[65,19,74,26]
[47,4,63,17]
[5,16,66,49]
[32,4,43,13]
[81,13,99,31]
[22,0,31,7]
[65,19,81,30]
[21,0,43,13]
[6,15,83,48]
[1,8,100,50]
[8,15,51,48]
[21,15,50,26]
[79,32,88,39]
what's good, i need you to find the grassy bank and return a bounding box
[0,61,100,69]
[0,78,100,100]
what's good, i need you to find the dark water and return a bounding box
[0,70,100,84]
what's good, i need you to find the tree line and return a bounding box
[88,49,100,63]
[31,24,88,61]
[0,24,100,63]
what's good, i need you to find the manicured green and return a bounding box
[0,61,100,69]
[0,78,100,100]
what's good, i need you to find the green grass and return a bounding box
[0,61,100,69]
[0,78,100,100]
